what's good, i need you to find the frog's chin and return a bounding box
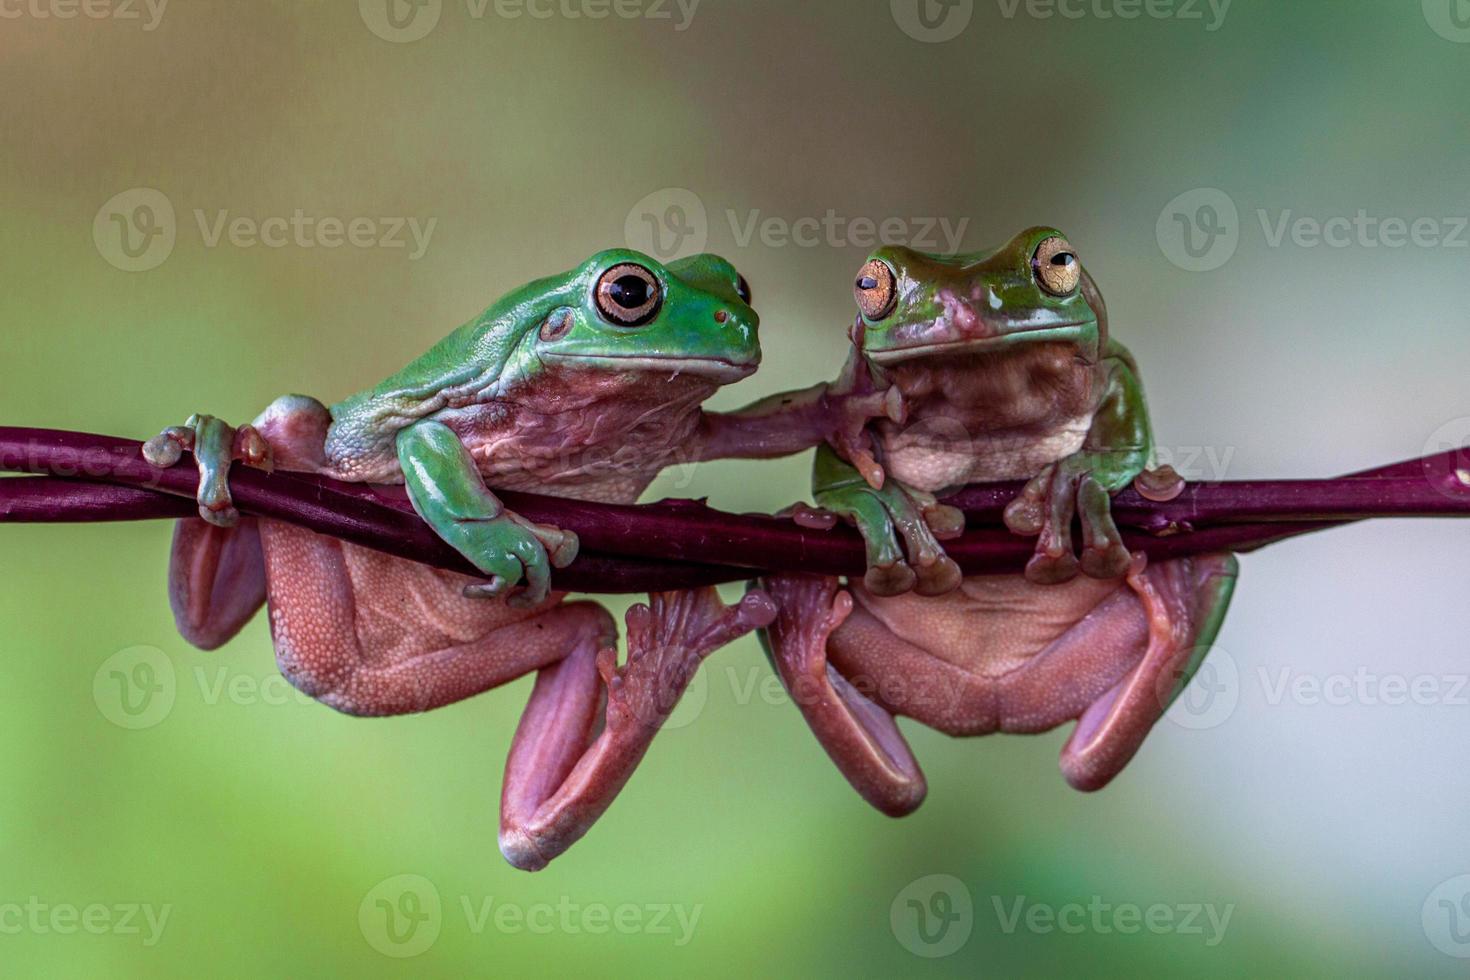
[541,352,756,382]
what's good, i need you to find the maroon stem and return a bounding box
[2,427,1468,593]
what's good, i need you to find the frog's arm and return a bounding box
[1004,340,1152,584]
[1081,341,1152,489]
[811,443,962,597]
[396,420,578,606]
[688,382,899,463]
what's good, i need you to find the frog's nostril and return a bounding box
[714,310,729,324]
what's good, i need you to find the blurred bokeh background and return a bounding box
[3,1,1469,975]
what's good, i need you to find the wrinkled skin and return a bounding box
[143,249,879,870]
[759,227,1239,813]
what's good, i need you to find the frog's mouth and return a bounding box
[866,320,1093,365]
[541,353,757,382]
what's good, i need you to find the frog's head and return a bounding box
[516,248,760,383]
[850,226,1106,367]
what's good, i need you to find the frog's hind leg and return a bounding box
[1059,553,1239,792]
[257,520,607,716]
[757,574,928,818]
[167,517,267,650]
[499,587,776,872]
[153,394,332,650]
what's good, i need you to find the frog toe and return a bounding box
[913,555,963,597]
[1080,541,1132,580]
[1025,549,1081,585]
[864,559,917,597]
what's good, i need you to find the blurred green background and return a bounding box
[3,0,1470,975]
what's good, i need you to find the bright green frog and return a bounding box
[760,227,1239,814]
[143,248,880,871]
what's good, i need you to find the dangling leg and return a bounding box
[757,574,927,818]
[167,517,267,650]
[498,587,776,871]
[1059,553,1239,791]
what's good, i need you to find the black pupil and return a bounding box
[736,276,751,304]
[609,274,651,309]
[1051,253,1076,267]
[858,277,879,290]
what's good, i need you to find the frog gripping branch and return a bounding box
[759,227,1243,809]
[124,248,882,870]
[4,238,1470,870]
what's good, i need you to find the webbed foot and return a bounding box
[1003,453,1138,585]
[142,414,271,527]
[816,478,963,597]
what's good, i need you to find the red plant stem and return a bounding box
[2,427,1468,593]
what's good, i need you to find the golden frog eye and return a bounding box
[594,263,663,327]
[1033,236,1081,296]
[854,259,897,320]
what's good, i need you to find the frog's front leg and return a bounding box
[396,420,577,608]
[812,443,963,597]
[689,351,904,473]
[499,587,777,871]
[1003,347,1149,585]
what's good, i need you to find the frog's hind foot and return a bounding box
[1059,552,1239,792]
[499,587,775,872]
[167,516,267,650]
[143,414,271,527]
[758,574,928,818]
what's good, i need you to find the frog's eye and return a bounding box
[735,275,752,306]
[594,263,663,327]
[854,259,897,320]
[1033,236,1081,296]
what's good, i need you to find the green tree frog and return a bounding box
[759,227,1239,814]
[143,249,881,870]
